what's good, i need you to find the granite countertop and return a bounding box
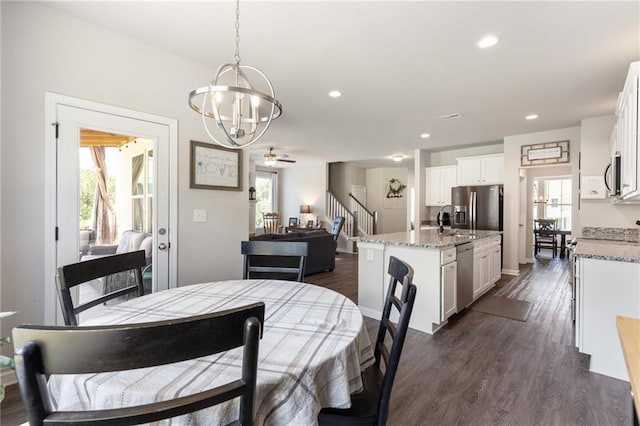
[355,229,502,249]
[574,239,640,263]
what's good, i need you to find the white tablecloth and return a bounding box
[49,279,374,425]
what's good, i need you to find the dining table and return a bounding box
[48,279,375,425]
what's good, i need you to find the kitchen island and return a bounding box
[574,236,640,380]
[356,228,502,334]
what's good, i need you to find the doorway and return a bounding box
[518,165,573,262]
[44,94,178,325]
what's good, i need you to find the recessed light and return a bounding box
[420,133,431,139]
[525,114,539,120]
[392,155,404,162]
[477,34,500,49]
[328,90,342,98]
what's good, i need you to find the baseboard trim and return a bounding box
[336,248,355,254]
[502,269,520,276]
[358,306,381,320]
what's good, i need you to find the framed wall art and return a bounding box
[521,140,570,167]
[190,140,242,191]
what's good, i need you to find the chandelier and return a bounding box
[188,0,282,149]
[264,153,277,167]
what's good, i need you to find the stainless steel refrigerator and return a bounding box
[451,185,503,231]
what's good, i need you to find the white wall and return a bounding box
[1,3,251,335]
[580,115,638,229]
[328,162,366,207]
[504,126,581,274]
[365,168,408,234]
[280,161,327,227]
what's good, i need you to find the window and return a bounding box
[533,177,571,230]
[255,170,278,229]
[131,150,153,233]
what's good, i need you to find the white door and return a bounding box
[46,96,176,324]
[351,185,367,206]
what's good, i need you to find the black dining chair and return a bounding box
[331,216,345,242]
[12,302,265,426]
[56,250,146,326]
[318,256,417,426]
[534,218,558,257]
[241,240,308,282]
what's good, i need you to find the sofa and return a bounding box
[249,230,336,276]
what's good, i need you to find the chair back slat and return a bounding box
[56,250,146,326]
[241,241,308,282]
[263,212,281,234]
[13,303,264,426]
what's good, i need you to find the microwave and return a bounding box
[604,153,621,197]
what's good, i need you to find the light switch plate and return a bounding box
[581,176,607,199]
[193,209,207,222]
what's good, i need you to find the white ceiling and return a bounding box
[45,1,639,168]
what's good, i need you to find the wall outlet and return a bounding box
[193,209,207,223]
[366,249,374,261]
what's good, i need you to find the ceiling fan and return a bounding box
[264,147,296,166]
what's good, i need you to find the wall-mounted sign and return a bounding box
[521,140,570,167]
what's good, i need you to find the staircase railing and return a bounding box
[326,192,356,238]
[349,193,376,236]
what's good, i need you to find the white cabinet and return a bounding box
[456,154,504,186]
[489,244,502,284]
[616,62,640,200]
[441,261,457,321]
[473,236,501,299]
[473,249,489,298]
[425,165,457,206]
[577,256,640,380]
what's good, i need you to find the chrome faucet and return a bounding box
[437,204,454,234]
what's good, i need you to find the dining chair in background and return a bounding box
[262,212,281,234]
[331,216,345,242]
[534,218,558,257]
[56,250,146,326]
[241,240,308,282]
[318,256,417,425]
[12,302,265,426]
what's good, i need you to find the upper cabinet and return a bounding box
[426,165,457,206]
[456,154,504,186]
[616,62,640,201]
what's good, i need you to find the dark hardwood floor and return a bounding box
[311,253,632,425]
[2,253,632,425]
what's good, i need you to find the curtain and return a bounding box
[131,154,144,194]
[90,146,117,244]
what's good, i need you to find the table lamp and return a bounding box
[300,205,311,227]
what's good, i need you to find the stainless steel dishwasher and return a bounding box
[456,243,474,310]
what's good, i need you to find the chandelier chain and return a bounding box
[234,0,241,64]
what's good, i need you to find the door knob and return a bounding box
[158,243,168,250]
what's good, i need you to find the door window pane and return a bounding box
[255,171,277,228]
[532,177,572,230]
